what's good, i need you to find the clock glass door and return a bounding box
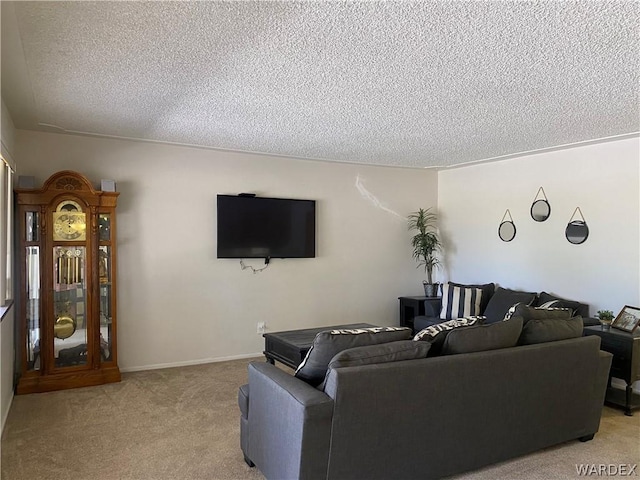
[53,246,87,368]
[24,211,41,371]
[99,213,113,361]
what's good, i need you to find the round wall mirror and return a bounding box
[565,220,589,244]
[498,221,516,242]
[530,199,551,222]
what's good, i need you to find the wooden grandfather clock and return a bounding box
[15,170,120,394]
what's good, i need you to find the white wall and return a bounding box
[15,130,437,371]
[1,307,14,430]
[1,101,17,165]
[438,137,640,316]
[1,98,17,437]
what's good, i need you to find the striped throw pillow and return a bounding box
[440,283,484,320]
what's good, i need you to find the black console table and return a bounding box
[398,296,441,332]
[584,325,640,416]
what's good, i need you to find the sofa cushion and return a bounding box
[318,340,431,390]
[441,317,523,355]
[440,283,485,320]
[519,316,584,345]
[294,326,412,386]
[327,340,431,370]
[505,303,572,324]
[535,292,588,317]
[483,287,537,323]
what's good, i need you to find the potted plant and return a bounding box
[408,208,442,297]
[597,310,614,329]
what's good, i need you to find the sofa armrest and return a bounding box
[414,297,444,334]
[423,298,442,317]
[245,361,334,480]
[582,317,600,327]
[575,302,590,318]
[413,316,446,334]
[583,349,613,436]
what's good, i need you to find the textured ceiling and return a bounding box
[2,1,639,168]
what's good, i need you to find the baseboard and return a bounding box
[611,378,640,395]
[120,352,263,373]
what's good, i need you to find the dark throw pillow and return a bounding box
[519,316,584,345]
[413,316,484,355]
[483,287,537,323]
[294,326,412,386]
[441,317,523,355]
[535,292,588,317]
[504,303,572,324]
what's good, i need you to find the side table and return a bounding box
[398,296,441,332]
[583,325,640,416]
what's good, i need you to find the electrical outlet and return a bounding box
[257,322,266,334]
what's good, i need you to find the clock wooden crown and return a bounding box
[16,170,119,207]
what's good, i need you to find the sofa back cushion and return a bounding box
[327,341,431,371]
[294,326,412,386]
[440,282,493,319]
[519,316,584,345]
[483,287,537,323]
[319,340,431,390]
[441,317,523,355]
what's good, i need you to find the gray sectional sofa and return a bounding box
[239,326,612,479]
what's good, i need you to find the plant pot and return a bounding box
[423,282,440,298]
[599,319,612,330]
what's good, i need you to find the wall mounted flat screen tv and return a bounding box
[217,195,316,259]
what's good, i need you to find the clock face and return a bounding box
[56,200,83,212]
[53,212,86,241]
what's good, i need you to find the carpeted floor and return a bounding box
[1,358,639,480]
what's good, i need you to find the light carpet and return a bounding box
[1,358,639,480]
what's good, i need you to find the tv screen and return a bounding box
[217,195,316,259]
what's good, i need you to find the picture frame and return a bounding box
[611,305,640,333]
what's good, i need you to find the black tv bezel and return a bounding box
[216,194,316,259]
